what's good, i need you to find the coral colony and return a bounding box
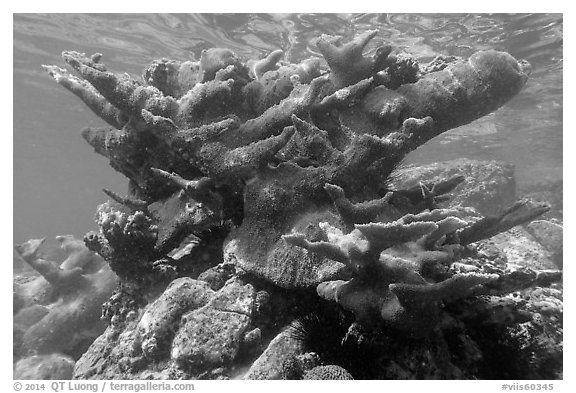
[15,30,561,380]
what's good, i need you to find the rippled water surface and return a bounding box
[13,13,563,249]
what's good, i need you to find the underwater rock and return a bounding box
[394,158,516,216]
[513,285,563,379]
[72,317,145,379]
[137,278,214,359]
[14,236,118,359]
[240,327,262,358]
[14,353,76,380]
[520,180,563,220]
[171,277,255,372]
[373,329,481,379]
[486,227,557,271]
[73,276,256,379]
[444,283,563,379]
[242,328,305,380]
[526,220,563,268]
[197,262,237,291]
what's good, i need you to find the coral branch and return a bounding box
[14,235,118,358]
[422,216,468,248]
[176,78,235,128]
[356,221,438,254]
[250,49,284,79]
[277,115,336,166]
[283,234,350,265]
[390,272,498,308]
[15,239,86,289]
[143,58,199,99]
[102,188,148,212]
[198,48,245,83]
[315,77,374,109]
[62,51,179,119]
[43,65,125,129]
[150,168,214,200]
[231,75,329,146]
[316,30,379,88]
[324,183,393,225]
[396,51,530,148]
[216,126,295,179]
[458,200,550,245]
[243,58,324,116]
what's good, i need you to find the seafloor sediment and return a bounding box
[14,30,562,380]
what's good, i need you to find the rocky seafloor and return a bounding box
[14,30,562,380]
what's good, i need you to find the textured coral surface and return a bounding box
[30,30,562,380]
[14,236,118,365]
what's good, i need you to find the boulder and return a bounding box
[395,158,516,216]
[485,227,557,271]
[242,328,305,380]
[526,220,563,269]
[171,277,255,372]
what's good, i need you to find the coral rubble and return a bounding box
[40,29,561,379]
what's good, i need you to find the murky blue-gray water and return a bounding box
[13,13,563,254]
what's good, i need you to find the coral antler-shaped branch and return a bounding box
[356,221,438,255]
[102,188,148,212]
[458,199,550,245]
[230,75,329,146]
[81,124,190,195]
[176,77,235,128]
[316,30,387,88]
[197,48,245,83]
[324,183,393,225]
[150,168,215,201]
[146,170,224,251]
[421,216,468,248]
[381,272,499,335]
[287,222,370,267]
[250,49,284,79]
[62,51,179,119]
[389,272,498,308]
[284,211,453,277]
[43,64,125,129]
[394,51,530,149]
[142,58,199,99]
[142,110,296,182]
[286,206,493,336]
[279,115,337,166]
[141,109,238,144]
[15,238,85,290]
[315,77,374,109]
[282,232,353,266]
